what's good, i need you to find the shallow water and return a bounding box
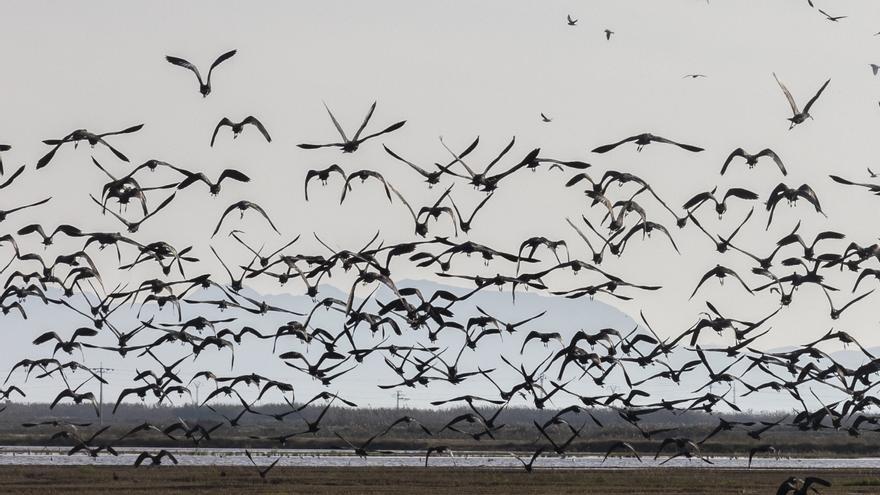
[0,446,877,469]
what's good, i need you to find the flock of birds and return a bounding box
[2,6,880,492]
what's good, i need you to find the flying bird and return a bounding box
[210,116,271,147]
[37,125,144,169]
[721,148,787,176]
[212,200,281,238]
[298,101,406,153]
[592,133,703,153]
[165,49,237,97]
[773,73,831,129]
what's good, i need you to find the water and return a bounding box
[0,446,876,469]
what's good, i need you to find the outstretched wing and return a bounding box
[592,135,639,153]
[166,56,203,85]
[243,116,272,142]
[802,78,831,114]
[211,118,233,147]
[773,72,799,115]
[206,49,237,85]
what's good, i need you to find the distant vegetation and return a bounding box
[1,402,875,456]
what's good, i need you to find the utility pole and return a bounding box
[394,391,410,410]
[94,363,114,425]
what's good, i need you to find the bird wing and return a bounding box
[773,73,799,115]
[322,101,350,142]
[756,149,787,175]
[247,201,281,234]
[802,78,831,114]
[356,120,406,144]
[205,49,237,85]
[720,148,745,175]
[210,118,233,147]
[592,135,639,153]
[243,116,272,142]
[650,135,704,152]
[352,101,378,141]
[166,56,203,85]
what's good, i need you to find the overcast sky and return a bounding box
[2,0,880,402]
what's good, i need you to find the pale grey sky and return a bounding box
[1,1,880,407]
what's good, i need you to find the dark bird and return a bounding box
[690,264,754,299]
[176,168,250,196]
[298,101,405,153]
[773,73,831,129]
[818,8,846,22]
[567,15,577,26]
[604,29,614,40]
[212,200,280,238]
[592,133,703,153]
[683,187,759,217]
[721,148,787,176]
[165,49,237,97]
[340,170,394,204]
[765,183,826,229]
[37,125,144,169]
[748,444,777,468]
[683,74,707,79]
[511,447,544,473]
[602,441,642,463]
[90,193,176,234]
[383,138,477,187]
[134,450,178,467]
[540,113,552,123]
[776,476,831,495]
[210,116,271,147]
[244,449,280,480]
[305,164,347,200]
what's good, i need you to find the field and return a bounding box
[0,466,877,495]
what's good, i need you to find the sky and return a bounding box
[1,1,880,407]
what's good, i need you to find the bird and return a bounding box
[602,441,641,463]
[567,15,577,26]
[244,449,280,480]
[134,450,178,467]
[683,187,759,217]
[690,265,754,299]
[511,447,544,472]
[304,164,347,200]
[540,113,552,122]
[89,193,176,234]
[721,148,787,176]
[37,125,144,169]
[212,200,281,238]
[340,170,394,204]
[772,73,831,129]
[776,477,831,495]
[765,183,826,229]
[592,133,703,153]
[604,29,614,40]
[210,116,271,147]
[176,168,251,195]
[298,101,405,153]
[817,8,846,22]
[165,49,237,97]
[748,445,778,468]
[683,74,707,79]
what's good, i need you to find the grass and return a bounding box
[0,466,875,494]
